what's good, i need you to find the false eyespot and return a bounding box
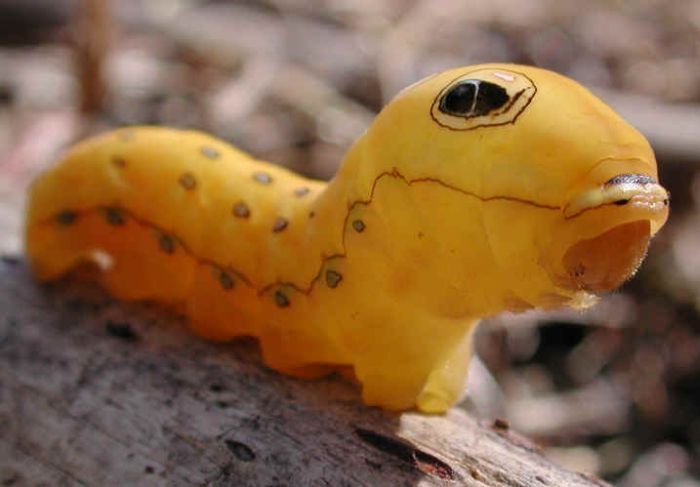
[430,68,536,130]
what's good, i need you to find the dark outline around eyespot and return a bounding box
[430,70,537,131]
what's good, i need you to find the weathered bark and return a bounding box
[0,258,609,487]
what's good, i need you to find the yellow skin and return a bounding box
[25,64,669,412]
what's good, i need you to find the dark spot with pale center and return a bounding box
[201,146,220,159]
[57,210,77,225]
[232,202,250,218]
[179,172,197,190]
[352,219,365,232]
[159,234,176,254]
[294,187,310,197]
[104,207,125,226]
[275,290,289,308]
[111,156,126,168]
[216,269,234,290]
[272,217,288,233]
[325,270,342,288]
[253,172,273,185]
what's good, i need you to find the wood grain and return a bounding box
[0,258,610,486]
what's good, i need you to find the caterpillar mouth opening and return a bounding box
[557,173,669,292]
[564,173,669,228]
[562,220,651,292]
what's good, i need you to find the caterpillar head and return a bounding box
[360,64,669,310]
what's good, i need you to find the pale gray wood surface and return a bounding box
[0,258,610,486]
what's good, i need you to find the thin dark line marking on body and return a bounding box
[37,169,561,300]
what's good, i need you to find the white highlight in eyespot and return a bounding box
[430,68,536,130]
[493,72,515,82]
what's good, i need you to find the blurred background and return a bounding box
[0,0,699,484]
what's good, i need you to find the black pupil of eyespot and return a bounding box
[439,80,510,117]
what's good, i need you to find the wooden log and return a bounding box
[0,258,610,486]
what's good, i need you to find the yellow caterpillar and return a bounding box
[25,64,669,412]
